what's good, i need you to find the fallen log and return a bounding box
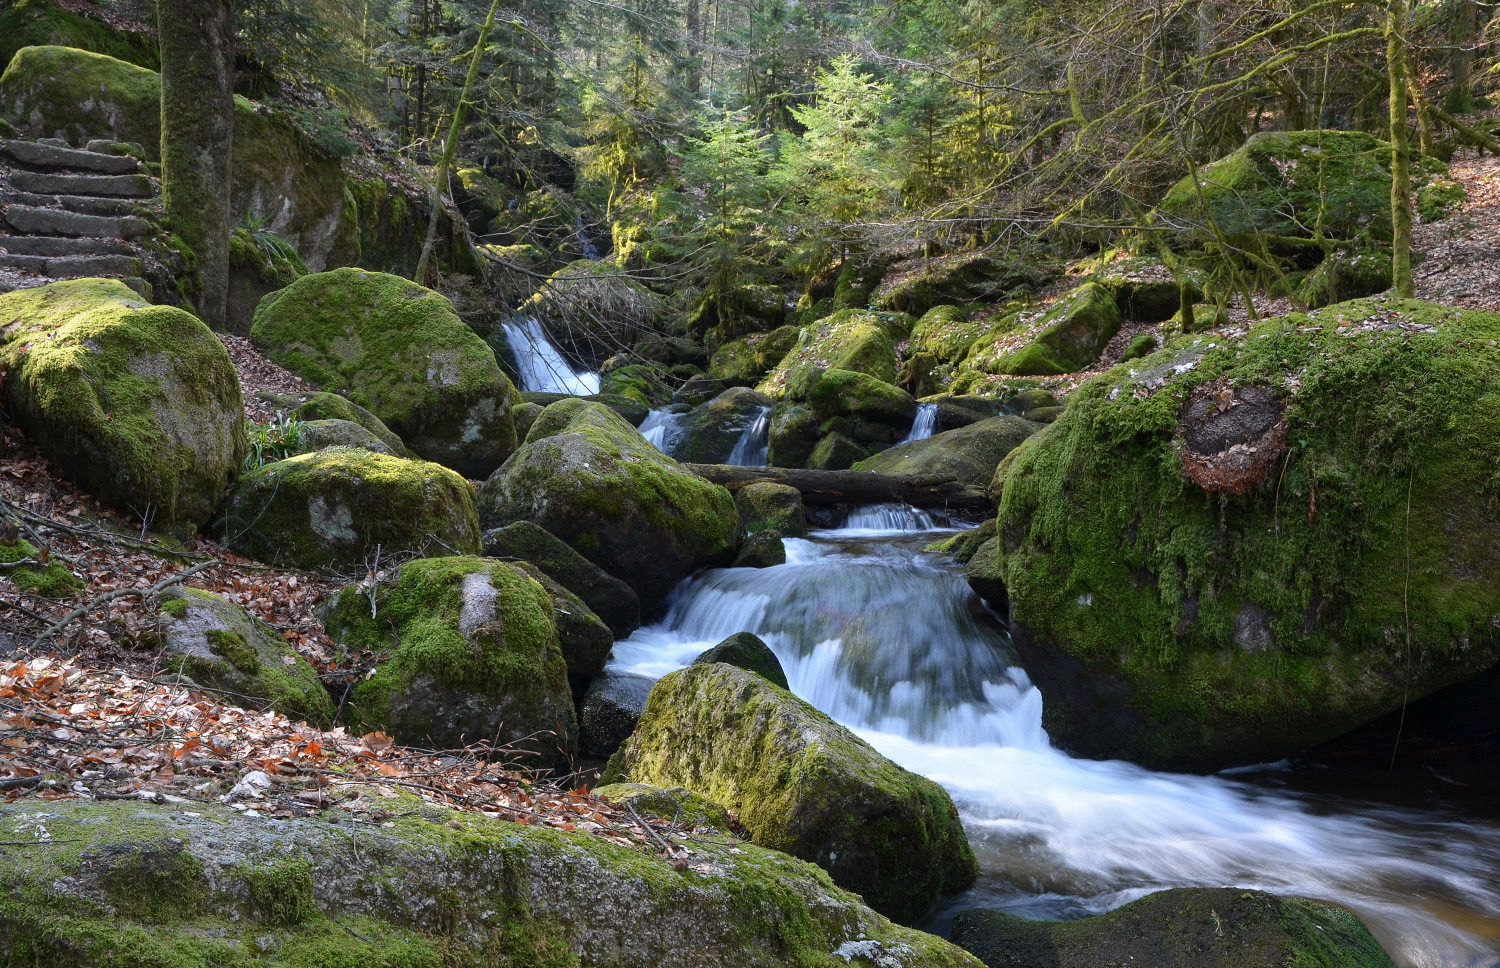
[682,464,991,511]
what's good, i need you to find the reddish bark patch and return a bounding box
[1178,381,1287,496]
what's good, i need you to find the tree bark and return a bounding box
[682,464,991,511]
[1446,0,1477,115]
[1387,0,1414,298]
[158,0,235,330]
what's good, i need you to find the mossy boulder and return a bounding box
[757,309,915,396]
[1159,130,1455,254]
[0,538,82,598]
[926,394,1008,431]
[482,520,641,637]
[766,402,823,468]
[0,3,159,73]
[971,283,1122,376]
[1298,250,1393,308]
[732,529,787,567]
[215,448,480,571]
[251,269,518,478]
[854,416,1040,488]
[1092,256,1201,323]
[0,46,159,149]
[964,537,1008,613]
[694,632,788,689]
[871,253,1049,316]
[509,560,614,689]
[950,888,1394,968]
[735,482,807,537]
[0,797,982,968]
[296,419,399,456]
[603,663,977,924]
[287,391,409,456]
[689,284,787,343]
[671,387,774,464]
[927,518,995,567]
[477,399,741,612]
[158,587,334,727]
[806,432,870,471]
[0,279,245,536]
[910,305,992,365]
[325,556,576,768]
[710,325,800,386]
[993,298,1500,771]
[227,227,306,337]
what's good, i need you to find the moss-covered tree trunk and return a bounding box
[158,0,236,328]
[1387,0,1414,299]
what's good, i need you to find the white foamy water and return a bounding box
[902,402,939,443]
[725,406,771,466]
[608,528,1500,968]
[838,503,942,534]
[639,407,687,456]
[502,316,600,395]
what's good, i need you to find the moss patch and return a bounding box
[757,309,915,396]
[0,538,82,598]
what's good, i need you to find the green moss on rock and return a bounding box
[693,632,789,689]
[159,587,335,726]
[671,387,774,464]
[0,279,245,536]
[757,309,915,396]
[735,482,808,537]
[603,663,977,924]
[481,520,641,637]
[993,298,1500,770]
[214,448,480,571]
[950,888,1395,968]
[970,284,1122,376]
[251,269,517,477]
[0,538,82,598]
[0,4,158,72]
[288,391,409,456]
[854,416,1039,488]
[711,325,801,385]
[326,556,576,768]
[477,399,741,611]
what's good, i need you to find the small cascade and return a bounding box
[901,403,939,444]
[501,316,600,395]
[639,407,687,455]
[725,406,771,466]
[839,503,941,533]
[576,216,601,261]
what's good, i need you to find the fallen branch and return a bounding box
[38,560,219,642]
[682,463,991,510]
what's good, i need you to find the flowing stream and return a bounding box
[608,520,1500,968]
[902,402,939,443]
[502,316,600,395]
[725,406,771,466]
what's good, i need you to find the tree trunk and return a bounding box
[414,0,503,286]
[158,0,236,330]
[1388,0,1414,298]
[1447,0,1477,115]
[682,464,991,511]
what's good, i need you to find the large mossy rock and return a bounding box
[970,283,1121,376]
[910,305,1001,365]
[252,269,518,477]
[477,399,741,611]
[482,520,642,637]
[0,47,360,272]
[735,481,807,537]
[854,416,1040,488]
[325,556,577,768]
[1093,255,1200,323]
[693,632,789,689]
[757,309,914,396]
[951,889,1394,968]
[710,325,800,385]
[871,253,1049,317]
[1159,130,1457,253]
[992,298,1500,771]
[0,2,159,73]
[509,560,614,689]
[215,448,480,571]
[158,587,334,727]
[0,538,82,598]
[287,391,410,456]
[0,798,982,968]
[671,386,773,464]
[0,279,244,536]
[603,663,977,924]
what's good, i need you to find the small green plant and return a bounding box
[243,214,304,269]
[244,415,305,472]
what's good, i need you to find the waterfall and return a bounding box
[639,407,687,456]
[501,316,600,395]
[609,529,1500,967]
[902,403,939,444]
[840,503,940,532]
[577,216,600,261]
[725,407,771,466]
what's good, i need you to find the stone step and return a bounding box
[0,252,144,278]
[5,191,146,217]
[84,139,147,159]
[2,205,150,239]
[11,171,155,198]
[1,235,137,257]
[1,139,141,175]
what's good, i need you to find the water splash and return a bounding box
[608,531,1500,968]
[902,403,939,443]
[725,406,771,466]
[639,407,687,456]
[502,316,600,395]
[836,504,942,534]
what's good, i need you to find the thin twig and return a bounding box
[38,560,219,642]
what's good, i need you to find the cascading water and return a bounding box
[840,503,941,532]
[608,517,1500,968]
[576,216,601,261]
[639,407,687,455]
[901,402,939,443]
[725,406,771,466]
[501,316,601,395]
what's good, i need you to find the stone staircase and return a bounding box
[0,138,165,298]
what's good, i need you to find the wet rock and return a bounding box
[734,482,807,537]
[694,631,788,689]
[578,670,654,759]
[671,386,774,464]
[731,530,786,568]
[482,521,641,638]
[855,416,1040,488]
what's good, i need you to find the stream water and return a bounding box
[501,316,600,395]
[607,519,1500,968]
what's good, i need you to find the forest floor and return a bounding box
[1412,148,1500,311]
